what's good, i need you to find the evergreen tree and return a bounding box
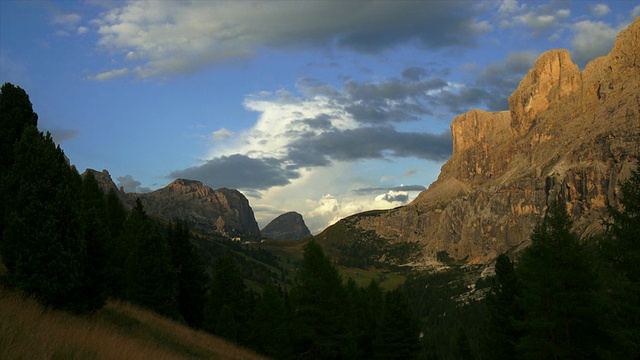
[204,256,254,344]
[1,126,87,312]
[515,201,607,359]
[373,287,420,360]
[167,220,208,328]
[599,160,640,358]
[121,199,179,317]
[484,253,521,360]
[0,83,38,247]
[252,281,292,358]
[74,171,111,312]
[290,240,356,359]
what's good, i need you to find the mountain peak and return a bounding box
[262,211,311,240]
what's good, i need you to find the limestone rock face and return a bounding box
[343,17,640,266]
[132,179,261,237]
[262,211,311,240]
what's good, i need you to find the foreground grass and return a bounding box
[0,288,267,360]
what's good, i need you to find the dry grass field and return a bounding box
[0,288,267,360]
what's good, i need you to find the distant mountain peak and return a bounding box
[262,211,311,240]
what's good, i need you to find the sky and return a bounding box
[1,1,638,233]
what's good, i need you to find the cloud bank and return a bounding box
[90,1,488,79]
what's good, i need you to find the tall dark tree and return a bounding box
[290,240,356,359]
[515,201,607,359]
[599,160,640,358]
[252,281,292,358]
[484,253,521,360]
[373,287,420,360]
[74,171,111,312]
[167,220,208,328]
[1,125,88,312]
[121,199,179,318]
[204,256,254,344]
[0,83,38,247]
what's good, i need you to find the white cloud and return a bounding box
[498,0,520,16]
[632,5,640,19]
[77,26,88,35]
[591,4,611,17]
[570,20,618,66]
[89,68,129,81]
[211,128,233,142]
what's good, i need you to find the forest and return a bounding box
[1,82,639,359]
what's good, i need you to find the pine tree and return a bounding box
[204,256,254,344]
[0,83,38,248]
[515,201,607,359]
[167,220,208,328]
[373,287,420,359]
[252,281,292,358]
[121,199,178,318]
[484,253,521,360]
[599,160,640,358]
[290,240,356,359]
[1,126,87,311]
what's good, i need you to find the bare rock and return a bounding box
[262,211,311,240]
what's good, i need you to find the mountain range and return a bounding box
[83,17,639,267]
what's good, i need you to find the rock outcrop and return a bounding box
[262,212,311,240]
[132,179,261,237]
[334,17,640,266]
[81,170,260,237]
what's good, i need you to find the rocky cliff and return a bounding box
[81,170,260,237]
[132,179,260,237]
[334,17,640,266]
[262,211,311,240]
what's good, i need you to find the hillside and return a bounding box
[322,16,640,266]
[0,287,266,360]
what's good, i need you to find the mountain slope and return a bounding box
[325,16,640,266]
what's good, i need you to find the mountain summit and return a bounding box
[326,17,640,266]
[262,211,311,240]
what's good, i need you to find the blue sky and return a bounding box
[1,1,638,233]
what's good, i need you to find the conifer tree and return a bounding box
[0,83,38,247]
[205,256,254,344]
[167,220,208,328]
[600,161,640,358]
[290,240,356,359]
[1,126,87,311]
[373,287,420,359]
[253,281,292,358]
[121,199,179,317]
[515,201,606,359]
[484,253,520,360]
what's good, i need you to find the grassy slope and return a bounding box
[0,288,267,360]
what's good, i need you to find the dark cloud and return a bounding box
[289,127,452,164]
[333,1,484,53]
[117,175,151,193]
[353,184,426,195]
[168,154,299,190]
[401,67,429,81]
